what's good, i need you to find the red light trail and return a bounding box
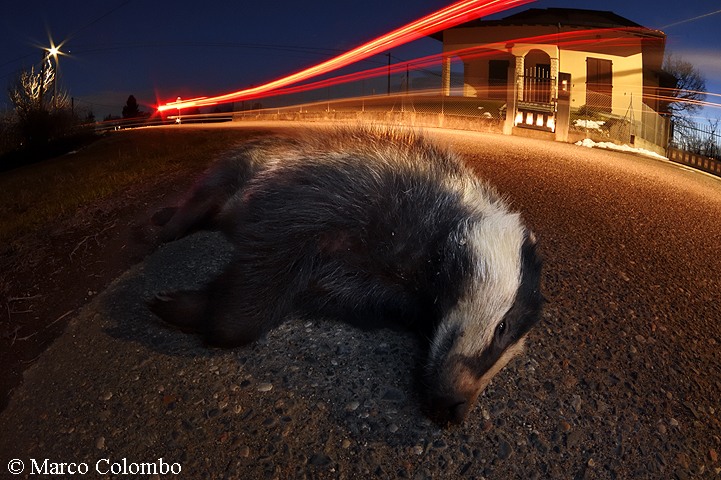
[233,28,666,101]
[157,0,534,112]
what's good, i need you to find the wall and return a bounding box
[440,24,648,117]
[560,49,645,116]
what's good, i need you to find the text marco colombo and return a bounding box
[7,458,181,475]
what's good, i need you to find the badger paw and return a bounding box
[151,207,179,227]
[145,289,207,331]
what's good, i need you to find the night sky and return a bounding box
[2,0,719,120]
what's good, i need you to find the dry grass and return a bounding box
[0,126,266,248]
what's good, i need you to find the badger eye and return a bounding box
[496,321,507,336]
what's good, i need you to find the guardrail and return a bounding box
[667,146,721,177]
[91,113,234,131]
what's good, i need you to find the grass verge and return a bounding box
[0,126,266,249]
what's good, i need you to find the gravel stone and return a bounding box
[381,386,405,402]
[432,439,448,450]
[308,453,332,466]
[498,438,513,460]
[567,429,583,448]
[570,394,582,413]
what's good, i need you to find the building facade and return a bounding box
[432,8,670,125]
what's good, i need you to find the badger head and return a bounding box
[426,210,543,425]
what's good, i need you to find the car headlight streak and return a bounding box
[157,0,534,112]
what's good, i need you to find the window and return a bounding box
[586,57,612,112]
[488,60,510,99]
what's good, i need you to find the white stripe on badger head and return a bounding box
[446,208,525,359]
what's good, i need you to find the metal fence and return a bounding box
[669,119,720,159]
[521,66,552,104]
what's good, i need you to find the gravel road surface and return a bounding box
[1,125,720,479]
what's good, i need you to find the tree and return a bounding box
[122,95,145,119]
[6,61,71,150]
[661,52,707,124]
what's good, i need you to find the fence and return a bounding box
[669,119,720,159]
[521,66,552,104]
[569,93,669,155]
[667,146,721,176]
[227,63,509,133]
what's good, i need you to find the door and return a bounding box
[586,57,612,112]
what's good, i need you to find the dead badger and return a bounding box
[147,128,543,424]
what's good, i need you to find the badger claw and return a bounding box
[145,289,207,332]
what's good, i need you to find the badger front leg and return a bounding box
[146,260,293,347]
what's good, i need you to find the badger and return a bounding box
[146,127,543,424]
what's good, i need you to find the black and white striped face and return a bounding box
[426,214,543,424]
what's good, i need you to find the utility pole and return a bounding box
[39,51,47,108]
[406,63,409,94]
[53,56,57,110]
[387,52,391,96]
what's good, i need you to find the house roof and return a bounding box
[430,8,664,40]
[495,8,644,28]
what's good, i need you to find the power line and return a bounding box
[1,2,133,80]
[658,8,721,30]
[72,98,123,108]
[65,0,133,42]
[64,42,390,66]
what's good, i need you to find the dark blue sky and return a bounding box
[2,0,719,120]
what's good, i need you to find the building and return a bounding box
[431,8,672,143]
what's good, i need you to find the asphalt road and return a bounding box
[1,124,719,479]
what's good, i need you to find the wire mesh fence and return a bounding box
[231,62,509,127]
[569,93,668,152]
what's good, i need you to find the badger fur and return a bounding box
[146,127,543,424]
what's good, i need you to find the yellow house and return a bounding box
[431,8,669,118]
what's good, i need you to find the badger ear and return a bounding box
[527,230,537,245]
[523,230,542,270]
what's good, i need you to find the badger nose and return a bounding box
[430,394,471,425]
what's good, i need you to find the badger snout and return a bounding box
[429,392,474,425]
[426,336,531,424]
[425,346,481,424]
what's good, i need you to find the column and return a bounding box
[515,55,524,102]
[442,55,451,96]
[550,57,559,101]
